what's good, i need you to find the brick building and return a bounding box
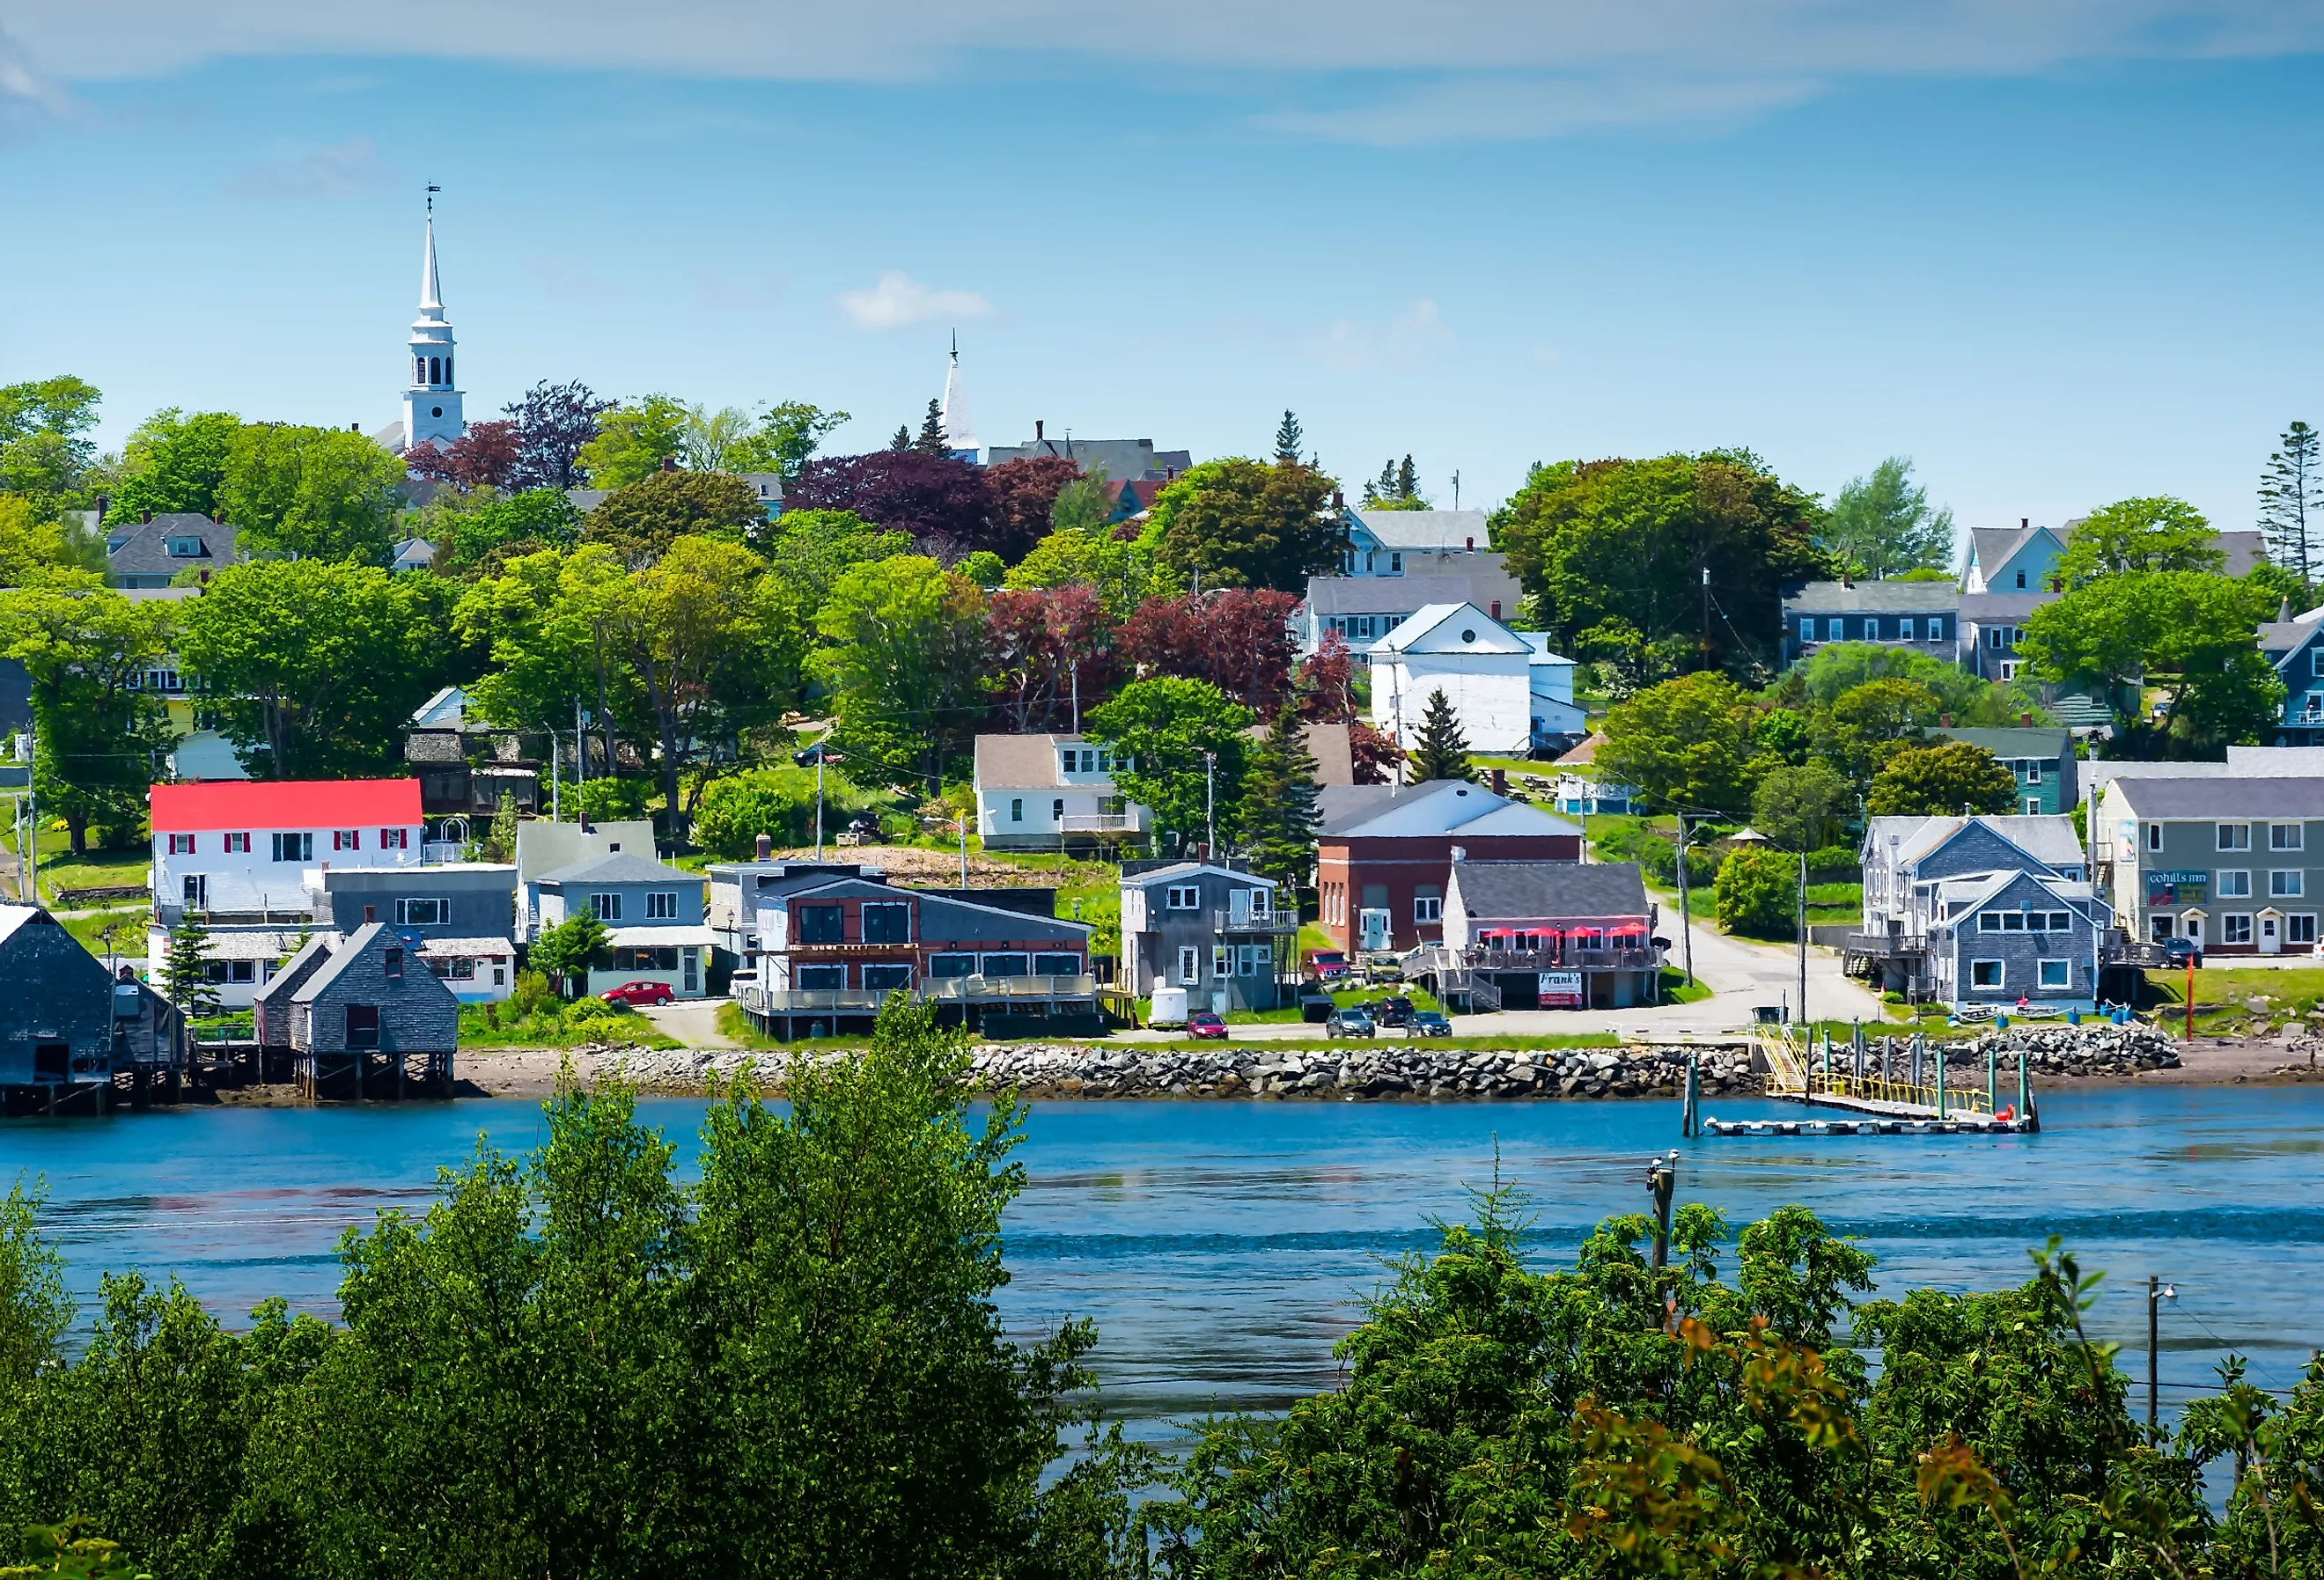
[1314,781,1582,955]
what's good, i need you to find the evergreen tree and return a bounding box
[1363,459,1397,507]
[888,423,912,452]
[1396,453,1419,501]
[2261,420,2322,593]
[1407,687,1475,783]
[914,399,948,457]
[161,918,221,1018]
[1273,410,1303,464]
[1239,706,1322,886]
[479,790,519,862]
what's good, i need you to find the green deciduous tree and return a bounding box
[0,377,103,513]
[1595,670,1768,819]
[217,423,406,563]
[2055,496,2224,586]
[1493,452,1829,679]
[0,578,178,854]
[1822,675,1944,786]
[813,555,990,793]
[1405,687,1475,783]
[1147,458,1344,593]
[691,768,814,858]
[528,911,609,991]
[177,559,457,777]
[677,403,754,473]
[1085,677,1254,849]
[1238,707,1321,886]
[1865,739,2019,817]
[762,509,913,620]
[2019,570,2284,756]
[1006,519,1181,618]
[582,468,766,566]
[106,408,241,524]
[1750,760,1852,853]
[575,393,688,489]
[1715,841,1798,937]
[1821,455,1955,578]
[2260,419,2322,594]
[726,401,850,481]
[0,498,103,586]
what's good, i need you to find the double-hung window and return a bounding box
[167,834,195,855]
[1177,946,1200,984]
[2219,822,2253,851]
[2274,871,2306,898]
[379,828,408,850]
[2224,915,2254,945]
[2146,824,2163,852]
[1899,617,1916,641]
[646,891,680,920]
[224,832,249,854]
[2218,870,2253,899]
[2273,823,2305,851]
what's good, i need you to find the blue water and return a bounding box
[4,1088,2319,1432]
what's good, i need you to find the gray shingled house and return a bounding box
[254,922,458,1097]
[1117,862,1295,1012]
[320,863,518,1001]
[0,904,186,1111]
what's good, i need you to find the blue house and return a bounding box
[1338,507,1492,577]
[1962,521,2070,595]
[2261,614,2324,745]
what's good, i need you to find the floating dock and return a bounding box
[1683,1025,2040,1138]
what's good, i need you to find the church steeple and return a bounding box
[401,187,465,453]
[938,331,977,459]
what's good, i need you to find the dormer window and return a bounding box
[165,536,203,557]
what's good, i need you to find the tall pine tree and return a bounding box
[2261,420,2321,594]
[1395,454,1419,501]
[163,917,223,1018]
[1273,410,1304,464]
[889,424,913,452]
[1239,707,1322,886]
[1407,688,1475,784]
[914,399,949,456]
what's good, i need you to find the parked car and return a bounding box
[1187,1010,1228,1040]
[1408,1010,1453,1037]
[2159,937,2203,968]
[1325,1007,1376,1039]
[1305,950,1350,986]
[601,981,675,1007]
[1369,996,1415,1028]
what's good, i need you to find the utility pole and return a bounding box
[1673,812,1694,987]
[1797,846,1809,1030]
[1700,563,1711,672]
[959,804,969,886]
[1452,470,1461,510]
[1070,659,1080,735]
[24,711,34,906]
[1647,1152,1678,1269]
[2147,1275,2176,1442]
[573,699,588,812]
[1202,752,1217,862]
[816,749,826,860]
[548,725,560,821]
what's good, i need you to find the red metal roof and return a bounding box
[149,779,423,833]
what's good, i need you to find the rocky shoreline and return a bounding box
[559,1021,2184,1101]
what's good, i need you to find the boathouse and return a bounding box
[254,922,458,1096]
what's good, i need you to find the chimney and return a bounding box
[659,455,678,473]
[1490,768,1507,796]
[1035,419,1045,441]
[139,510,151,524]
[755,833,773,861]
[349,422,360,434]
[1489,600,1501,620]
[1465,536,1475,551]
[2021,518,2029,530]
[1331,489,1344,509]
[1941,711,1953,728]
[2020,712,2034,728]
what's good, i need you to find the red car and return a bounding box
[1186,1010,1228,1040]
[600,981,675,1007]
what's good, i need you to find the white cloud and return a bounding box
[226,136,397,200]
[835,270,992,332]
[1307,298,1452,374]
[10,1,2324,141]
[0,21,71,142]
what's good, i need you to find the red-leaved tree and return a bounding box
[788,451,995,561]
[405,420,522,491]
[984,455,1083,563]
[1349,720,1404,785]
[1297,631,1357,722]
[1117,589,1300,713]
[987,584,1119,733]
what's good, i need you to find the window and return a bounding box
[2025,797,2042,815]
[2275,870,2306,898]
[1389,552,1402,573]
[590,892,622,922]
[1929,615,1946,641]
[2146,824,2163,853]
[2291,915,2318,945]
[1970,959,2004,989]
[2218,870,2252,899]
[795,905,842,944]
[330,829,358,851]
[1899,617,1916,641]
[2150,914,2175,942]
[1977,912,2026,931]
[2219,822,2252,850]
[614,945,679,971]
[2000,660,2020,681]
[1413,894,1443,923]
[205,960,257,985]
[167,833,195,855]
[395,898,448,926]
[2038,959,2072,988]
[2312,648,2324,677]
[1010,798,1023,823]
[383,947,403,979]
[2224,915,2254,945]
[1986,627,2004,650]
[224,832,249,854]
[2014,569,2028,589]
[1052,798,1065,822]
[1166,885,1200,911]
[1826,617,1844,642]
[2024,761,2042,784]
[862,902,911,944]
[379,828,408,850]
[1212,945,1230,979]
[416,356,427,384]
[1034,952,1082,977]
[345,1005,380,1049]
[271,832,313,863]
[182,874,207,908]
[929,952,977,978]
[795,965,845,988]
[646,891,680,920]
[862,964,914,991]
[1177,946,1200,984]
[982,952,1030,978]
[165,534,203,557]
[2273,823,2305,850]
[1248,886,1270,917]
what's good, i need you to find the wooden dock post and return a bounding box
[1935,1045,1946,1120]
[1987,1044,1997,1113]
[1680,1055,1699,1137]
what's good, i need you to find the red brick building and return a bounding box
[1315,782,1583,954]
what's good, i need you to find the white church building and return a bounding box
[1368,602,1586,757]
[373,204,466,455]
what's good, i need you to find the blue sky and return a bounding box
[2,3,2321,538]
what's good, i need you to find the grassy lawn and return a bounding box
[61,907,150,959]
[458,999,680,1050]
[2139,966,2324,1035]
[24,837,148,903]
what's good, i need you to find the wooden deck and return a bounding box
[1680,1025,2040,1138]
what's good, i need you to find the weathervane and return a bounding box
[426,182,440,216]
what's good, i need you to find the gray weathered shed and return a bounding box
[256,922,458,1097]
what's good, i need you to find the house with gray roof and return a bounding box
[1851,813,2090,999]
[2097,775,2324,959]
[1961,517,2266,592]
[0,905,182,1104]
[2259,613,2324,745]
[1118,862,1293,1011]
[1299,559,1522,653]
[104,512,239,590]
[1780,579,1960,665]
[982,431,1192,481]
[529,851,711,998]
[1922,868,2107,1011]
[1442,859,1664,1010]
[1339,508,1490,576]
[971,732,1151,850]
[254,922,458,1096]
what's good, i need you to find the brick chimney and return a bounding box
[1331,489,1344,509]
[139,510,151,524]
[1941,711,1953,728]
[660,455,678,473]
[349,422,360,434]
[1490,768,1508,796]
[755,833,773,861]
[1035,419,1045,441]
[2020,713,2034,727]
[1465,536,1475,550]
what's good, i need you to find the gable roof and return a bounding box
[1868,813,2083,874]
[1345,509,1490,553]
[105,512,240,581]
[512,819,658,886]
[1967,523,2061,586]
[1305,564,1520,616]
[1372,602,1530,655]
[150,778,422,833]
[1320,778,1578,840]
[1934,726,2070,760]
[536,852,697,886]
[1123,862,1277,889]
[292,922,450,1003]
[2261,621,2324,660]
[1782,580,1961,613]
[1238,720,1354,785]
[1450,859,1650,920]
[1931,866,2099,918]
[1956,592,2056,622]
[974,732,1100,791]
[254,934,335,1007]
[2110,775,2324,819]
